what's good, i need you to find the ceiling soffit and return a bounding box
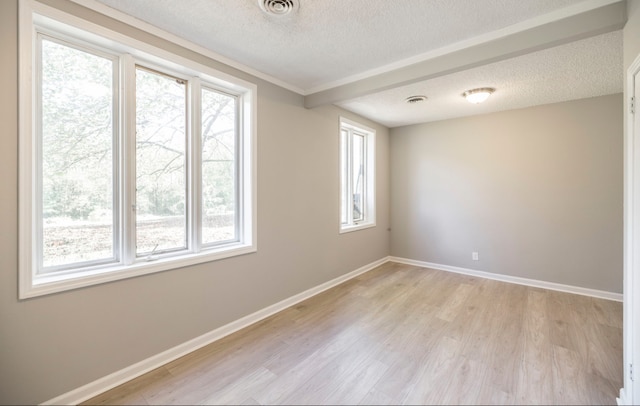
[303,1,627,108]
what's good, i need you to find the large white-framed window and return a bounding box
[340,117,376,233]
[19,1,257,298]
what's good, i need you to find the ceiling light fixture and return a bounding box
[405,95,427,104]
[462,87,495,104]
[259,0,299,16]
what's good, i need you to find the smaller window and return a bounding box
[340,118,375,233]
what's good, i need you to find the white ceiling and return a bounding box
[338,30,622,127]
[81,0,626,127]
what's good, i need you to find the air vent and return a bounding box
[259,0,299,16]
[405,95,427,104]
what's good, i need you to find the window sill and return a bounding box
[339,222,376,234]
[21,243,257,299]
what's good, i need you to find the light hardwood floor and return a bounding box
[83,262,623,405]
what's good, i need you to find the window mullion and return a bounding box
[347,130,354,225]
[34,33,44,275]
[121,54,137,265]
[361,134,367,222]
[234,94,242,244]
[190,77,202,253]
[111,53,121,266]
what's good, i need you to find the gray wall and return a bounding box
[390,95,623,293]
[0,1,390,404]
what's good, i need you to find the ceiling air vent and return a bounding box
[405,95,427,104]
[259,0,299,16]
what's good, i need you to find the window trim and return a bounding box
[339,117,376,234]
[18,0,257,299]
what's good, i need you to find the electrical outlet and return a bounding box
[472,252,479,261]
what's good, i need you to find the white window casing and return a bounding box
[339,117,376,233]
[19,0,257,298]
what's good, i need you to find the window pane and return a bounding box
[135,68,187,255]
[340,129,349,225]
[40,38,115,270]
[352,133,365,223]
[201,88,237,245]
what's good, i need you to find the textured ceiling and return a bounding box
[82,0,625,127]
[337,30,623,127]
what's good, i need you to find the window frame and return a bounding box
[339,117,376,233]
[18,0,257,299]
[36,32,122,273]
[132,63,191,258]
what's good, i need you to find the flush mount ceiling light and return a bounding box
[405,95,427,104]
[259,0,299,16]
[462,87,495,104]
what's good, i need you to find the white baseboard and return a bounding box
[42,256,391,405]
[389,256,623,302]
[42,254,621,404]
[617,388,628,405]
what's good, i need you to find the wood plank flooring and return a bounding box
[83,262,623,405]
